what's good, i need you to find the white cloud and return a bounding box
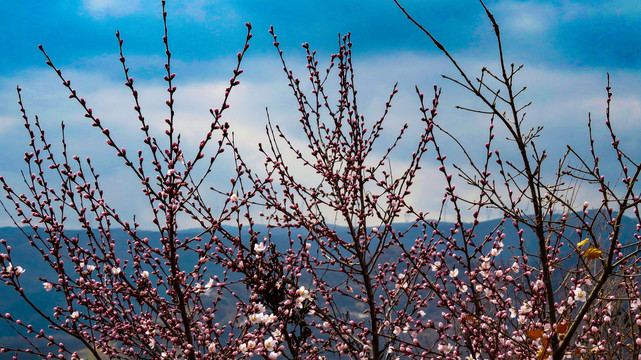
[491,0,641,34]
[175,0,231,22]
[491,0,558,34]
[0,116,18,135]
[1,51,640,227]
[81,0,234,22]
[83,0,142,18]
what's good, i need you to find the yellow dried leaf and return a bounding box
[577,238,589,250]
[536,346,550,360]
[583,247,602,260]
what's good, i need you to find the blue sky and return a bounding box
[3,0,641,72]
[1,0,640,227]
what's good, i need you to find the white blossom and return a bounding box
[254,302,266,313]
[573,287,587,302]
[430,261,441,272]
[295,286,312,308]
[533,279,545,291]
[264,337,278,352]
[254,242,266,253]
[393,326,401,336]
[519,301,533,315]
[437,343,453,354]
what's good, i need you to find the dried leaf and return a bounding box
[555,321,568,334]
[527,329,543,340]
[537,346,550,360]
[577,238,589,250]
[583,247,602,260]
[463,314,478,324]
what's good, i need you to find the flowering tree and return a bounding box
[2,1,641,360]
[0,2,271,359]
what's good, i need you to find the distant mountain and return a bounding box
[1,212,637,356]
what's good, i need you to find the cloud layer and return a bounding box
[1,1,639,227]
